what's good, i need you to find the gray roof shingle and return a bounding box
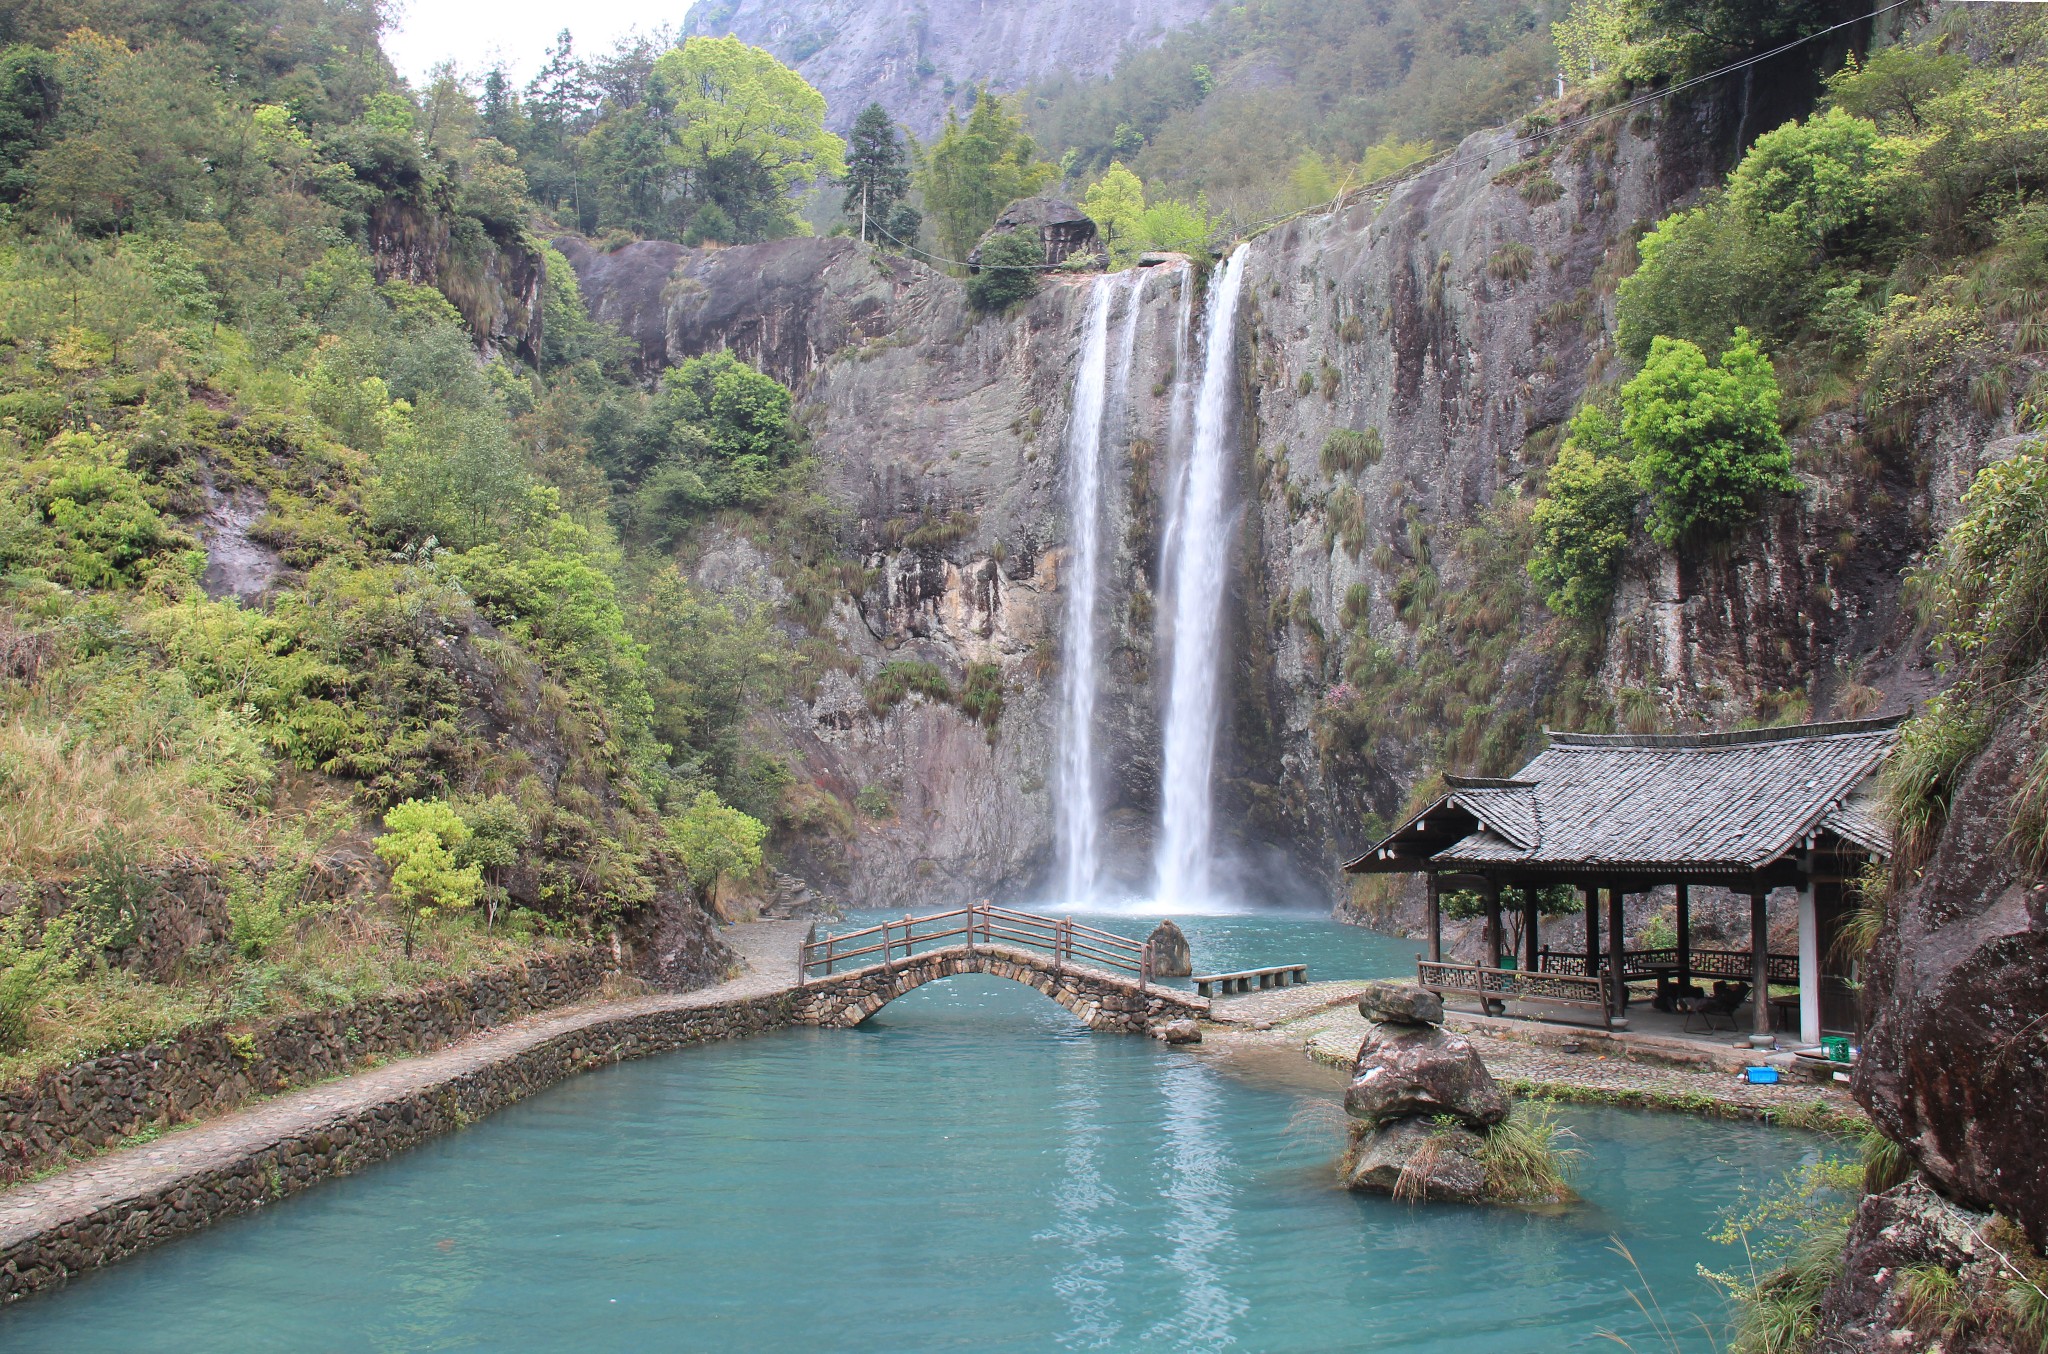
[1370,718,1900,874]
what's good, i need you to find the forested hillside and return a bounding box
[0,0,861,1078]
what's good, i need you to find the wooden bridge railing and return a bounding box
[799,904,1154,987]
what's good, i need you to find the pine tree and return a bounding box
[842,102,910,243]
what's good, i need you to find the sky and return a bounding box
[382,0,698,85]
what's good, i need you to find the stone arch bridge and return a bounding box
[787,907,1208,1034]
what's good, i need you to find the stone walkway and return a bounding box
[0,921,811,1302]
[1207,979,1866,1131]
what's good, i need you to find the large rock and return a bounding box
[1357,980,1442,1025]
[1813,1179,2014,1352]
[969,196,1106,272]
[1345,1118,1487,1201]
[1857,700,2048,1248]
[1346,1020,1509,1129]
[1147,920,1192,977]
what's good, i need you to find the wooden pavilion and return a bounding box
[1343,717,1901,1043]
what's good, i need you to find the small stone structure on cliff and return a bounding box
[1342,980,1516,1203]
[968,196,1107,272]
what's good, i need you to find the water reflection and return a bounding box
[1149,1058,1246,1346]
[1040,1044,1127,1347]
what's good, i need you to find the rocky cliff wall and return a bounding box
[681,0,1211,134]
[563,91,2024,914]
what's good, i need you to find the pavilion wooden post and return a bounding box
[1427,874,1443,963]
[1583,884,1600,976]
[1481,878,1503,969]
[1606,886,1628,1020]
[1750,886,1772,1040]
[1521,886,1541,973]
[1675,883,1692,992]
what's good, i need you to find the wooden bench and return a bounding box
[1193,965,1309,997]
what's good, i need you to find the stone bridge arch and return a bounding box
[790,945,1208,1034]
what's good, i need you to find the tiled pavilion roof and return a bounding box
[1344,717,1903,878]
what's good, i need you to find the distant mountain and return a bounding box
[682,0,1214,134]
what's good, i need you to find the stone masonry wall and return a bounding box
[0,950,1200,1305]
[0,991,798,1304]
[0,950,610,1185]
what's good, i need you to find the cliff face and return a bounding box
[1856,697,2048,1247]
[680,0,1210,134]
[562,91,2015,913]
[369,202,544,361]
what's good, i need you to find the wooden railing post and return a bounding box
[824,933,835,976]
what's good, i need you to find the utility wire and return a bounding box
[869,0,1918,273]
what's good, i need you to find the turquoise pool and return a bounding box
[0,919,1822,1351]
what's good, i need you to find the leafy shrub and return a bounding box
[1621,329,1797,547]
[226,867,287,959]
[667,789,767,892]
[1528,406,1641,618]
[967,230,1043,313]
[1889,447,2048,867]
[373,799,482,956]
[0,909,82,1052]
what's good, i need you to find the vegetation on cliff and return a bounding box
[0,0,867,1074]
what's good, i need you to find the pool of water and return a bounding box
[4,952,1824,1352]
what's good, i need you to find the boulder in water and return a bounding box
[1345,1020,1509,1129]
[1151,1018,1201,1045]
[1146,920,1193,977]
[1345,1118,1487,1202]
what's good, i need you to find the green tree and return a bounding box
[1529,406,1643,618]
[1081,160,1146,264]
[967,230,1042,313]
[629,350,797,525]
[455,795,529,927]
[843,102,910,243]
[1615,200,1799,361]
[1620,329,1798,548]
[920,88,1056,264]
[668,789,768,893]
[652,36,845,243]
[1725,108,1911,256]
[373,798,483,957]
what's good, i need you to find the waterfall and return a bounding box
[1054,274,1143,906]
[1154,245,1249,910]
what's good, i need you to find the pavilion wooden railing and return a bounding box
[1416,959,1611,1025]
[799,904,1154,987]
[1536,947,1800,985]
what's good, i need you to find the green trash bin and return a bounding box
[1822,1036,1851,1063]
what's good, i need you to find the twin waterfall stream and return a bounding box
[1053,247,1252,912]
